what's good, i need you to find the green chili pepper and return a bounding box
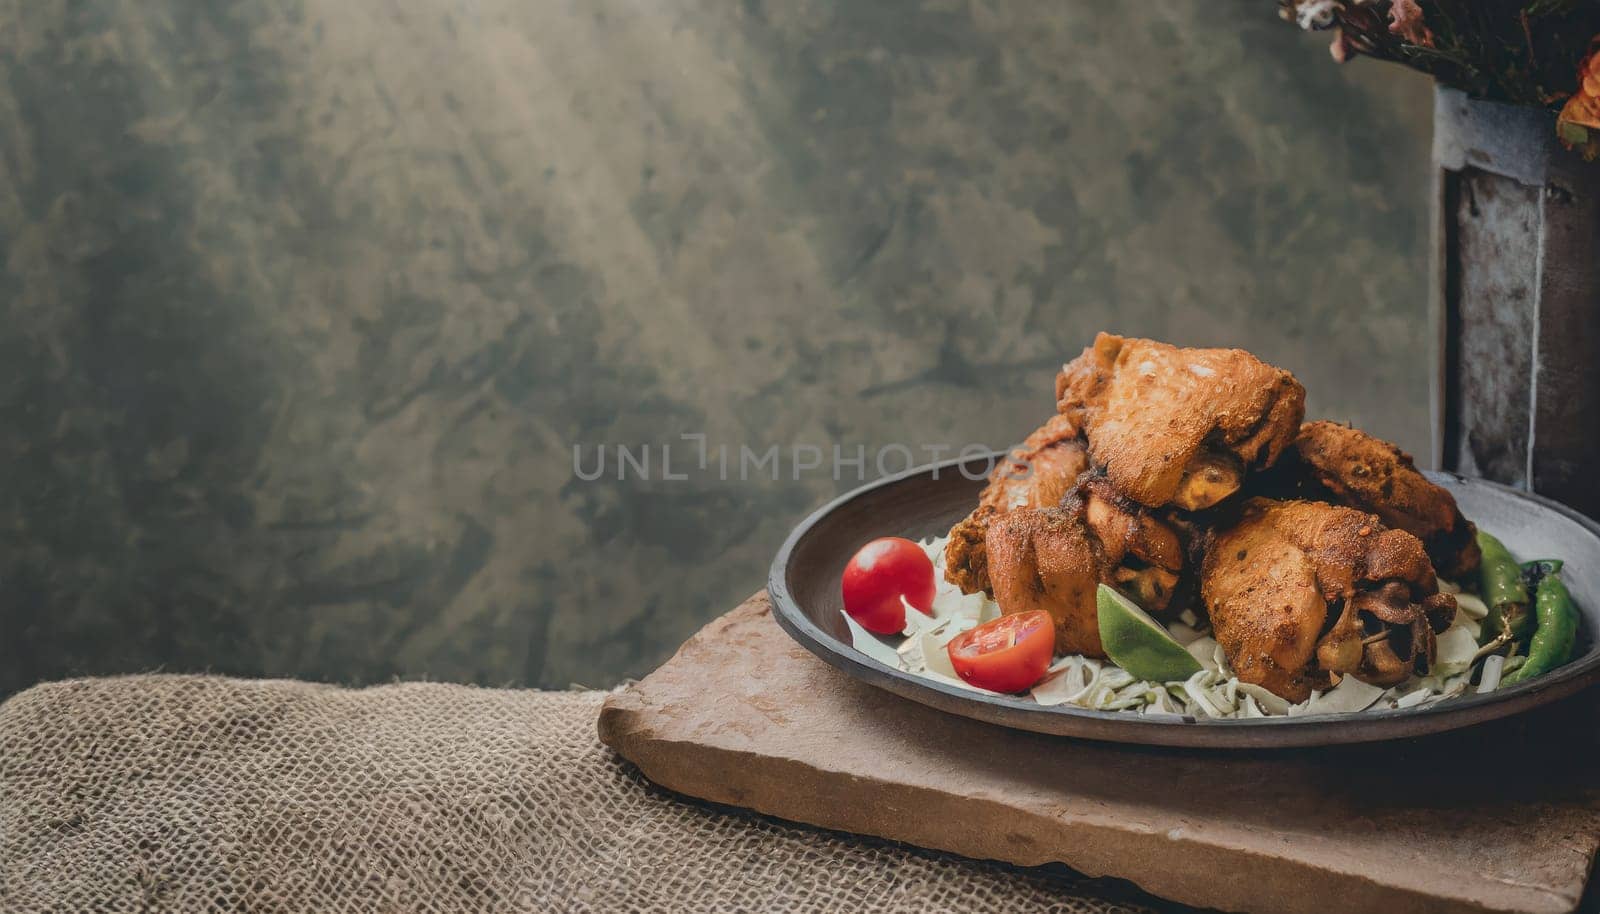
[1502,571,1578,685]
[1477,531,1531,646]
[1522,559,1564,576]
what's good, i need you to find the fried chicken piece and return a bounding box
[1201,499,1455,702]
[1055,333,1306,511]
[986,477,1191,656]
[1200,511,1326,701]
[1290,421,1481,579]
[944,414,1089,595]
[1077,476,1190,613]
[986,507,1105,657]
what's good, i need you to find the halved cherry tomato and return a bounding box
[946,611,1055,693]
[841,537,936,634]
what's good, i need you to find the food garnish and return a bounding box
[1095,584,1203,684]
[945,611,1055,694]
[1502,566,1578,686]
[841,536,936,634]
[1476,530,1531,649]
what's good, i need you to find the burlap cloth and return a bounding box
[0,676,1164,913]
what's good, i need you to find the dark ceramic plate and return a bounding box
[769,454,1600,748]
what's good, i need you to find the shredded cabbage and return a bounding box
[842,533,1515,719]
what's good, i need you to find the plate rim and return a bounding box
[767,453,1600,748]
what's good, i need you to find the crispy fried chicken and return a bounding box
[1055,333,1306,511]
[985,507,1105,656]
[1289,421,1482,580]
[940,333,1482,704]
[1201,499,1456,702]
[985,477,1192,657]
[944,414,1089,595]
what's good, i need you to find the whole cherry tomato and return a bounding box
[946,610,1055,693]
[841,537,936,634]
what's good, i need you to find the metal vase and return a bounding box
[1432,86,1600,520]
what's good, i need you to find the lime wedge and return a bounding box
[1097,584,1203,683]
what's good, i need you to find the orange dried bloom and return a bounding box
[1558,40,1600,161]
[1329,27,1356,63]
[1388,0,1434,49]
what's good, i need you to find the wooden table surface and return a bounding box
[601,592,1600,914]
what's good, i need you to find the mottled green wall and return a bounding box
[0,0,1434,695]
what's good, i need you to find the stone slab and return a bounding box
[599,593,1600,914]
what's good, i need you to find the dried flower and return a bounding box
[1330,27,1358,62]
[1273,0,1600,112]
[1388,0,1433,48]
[1296,0,1341,31]
[1275,0,1600,142]
[1557,40,1600,160]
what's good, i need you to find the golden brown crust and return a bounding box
[985,507,1106,657]
[943,506,997,596]
[983,477,1198,657]
[1291,421,1481,579]
[1201,499,1453,701]
[1055,333,1306,510]
[1069,476,1192,614]
[983,414,1088,513]
[1071,476,1184,573]
[1203,511,1327,702]
[1256,499,1438,602]
[943,414,1089,595]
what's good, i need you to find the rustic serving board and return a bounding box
[599,593,1600,914]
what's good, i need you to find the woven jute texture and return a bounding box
[0,675,1159,914]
